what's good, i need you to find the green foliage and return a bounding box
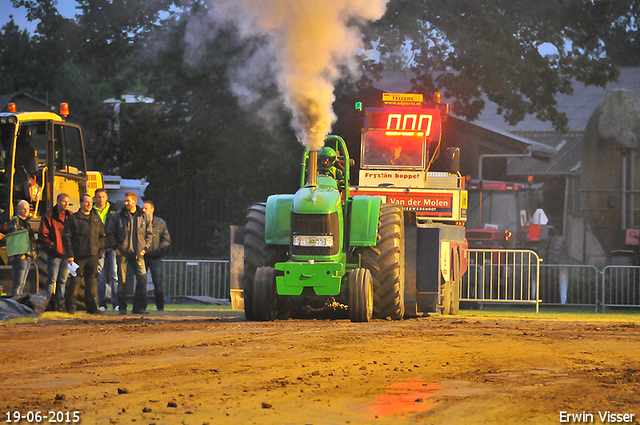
[599,1,640,66]
[8,0,103,113]
[0,19,37,93]
[370,0,626,131]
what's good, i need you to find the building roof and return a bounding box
[0,92,51,112]
[475,67,640,133]
[0,92,83,123]
[103,94,155,104]
[481,68,640,175]
[507,131,583,176]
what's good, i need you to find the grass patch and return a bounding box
[459,304,640,322]
[0,304,235,325]
[162,303,232,312]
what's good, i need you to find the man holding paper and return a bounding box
[63,194,106,314]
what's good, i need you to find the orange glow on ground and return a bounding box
[370,379,440,418]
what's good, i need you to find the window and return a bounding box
[53,124,85,174]
[361,131,425,168]
[467,192,519,231]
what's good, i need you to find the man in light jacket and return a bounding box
[106,192,153,315]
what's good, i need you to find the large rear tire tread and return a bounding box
[362,204,405,320]
[546,236,568,265]
[243,203,287,321]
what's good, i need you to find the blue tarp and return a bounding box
[0,291,50,320]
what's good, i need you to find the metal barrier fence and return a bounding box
[539,264,600,310]
[601,265,640,312]
[462,253,640,312]
[461,249,541,313]
[159,259,230,300]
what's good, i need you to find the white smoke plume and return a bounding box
[209,0,389,151]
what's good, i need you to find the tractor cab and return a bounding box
[465,181,530,250]
[354,93,466,226]
[465,179,566,263]
[359,93,445,177]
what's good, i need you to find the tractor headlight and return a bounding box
[292,234,334,248]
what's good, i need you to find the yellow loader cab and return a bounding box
[0,102,102,246]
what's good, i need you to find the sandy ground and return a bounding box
[1,310,640,425]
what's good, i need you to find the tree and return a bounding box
[599,1,640,66]
[0,19,38,94]
[9,0,101,112]
[368,0,627,131]
[74,0,174,93]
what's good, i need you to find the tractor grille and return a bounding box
[291,212,340,256]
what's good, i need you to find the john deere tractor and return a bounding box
[244,135,403,322]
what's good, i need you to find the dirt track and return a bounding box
[1,310,640,425]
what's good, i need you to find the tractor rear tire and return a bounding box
[349,268,373,322]
[253,266,278,321]
[243,203,287,321]
[362,204,405,320]
[546,236,568,264]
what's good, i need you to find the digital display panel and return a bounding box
[366,107,440,139]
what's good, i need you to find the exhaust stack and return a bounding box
[308,150,318,186]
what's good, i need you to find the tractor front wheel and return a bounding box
[253,266,278,321]
[349,268,373,322]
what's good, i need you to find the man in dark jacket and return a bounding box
[8,199,37,296]
[106,191,153,315]
[39,193,71,311]
[142,201,171,311]
[63,194,106,314]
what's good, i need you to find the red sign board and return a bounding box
[361,190,454,217]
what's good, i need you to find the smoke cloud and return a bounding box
[209,0,389,151]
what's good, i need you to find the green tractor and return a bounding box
[241,93,469,321]
[243,135,406,322]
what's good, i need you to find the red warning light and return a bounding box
[60,103,70,117]
[7,103,16,113]
[504,230,512,242]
